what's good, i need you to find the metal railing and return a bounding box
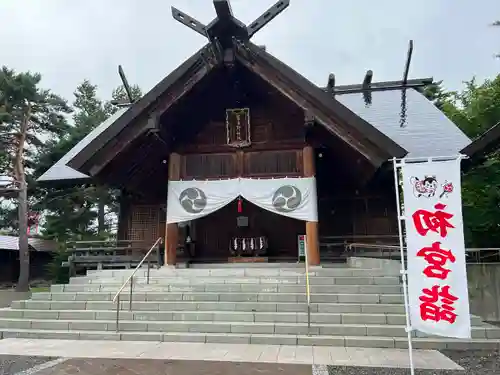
[345,242,500,263]
[112,237,163,332]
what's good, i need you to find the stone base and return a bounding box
[228,257,268,263]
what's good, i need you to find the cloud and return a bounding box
[0,0,498,102]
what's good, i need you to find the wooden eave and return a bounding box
[461,122,500,170]
[235,42,407,166]
[67,42,408,177]
[67,44,215,175]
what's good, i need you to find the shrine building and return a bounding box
[38,0,500,267]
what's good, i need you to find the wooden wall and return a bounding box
[115,65,399,260]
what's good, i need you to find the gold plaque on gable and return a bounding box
[226,108,251,148]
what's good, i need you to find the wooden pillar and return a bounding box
[165,153,181,266]
[303,145,320,266]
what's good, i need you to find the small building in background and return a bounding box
[0,235,56,284]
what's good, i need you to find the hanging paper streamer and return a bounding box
[237,197,243,213]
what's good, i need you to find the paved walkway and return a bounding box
[0,339,462,371]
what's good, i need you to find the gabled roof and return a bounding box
[62,42,410,177]
[39,45,497,182]
[67,45,211,174]
[0,235,57,253]
[461,122,500,168]
[37,108,128,182]
[335,89,471,157]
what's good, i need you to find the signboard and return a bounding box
[298,235,307,258]
[400,158,471,339]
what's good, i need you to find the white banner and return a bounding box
[401,158,471,339]
[166,177,318,224]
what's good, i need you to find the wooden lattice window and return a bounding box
[128,205,160,242]
[183,153,236,179]
[226,108,251,148]
[244,150,301,176]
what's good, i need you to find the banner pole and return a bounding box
[304,235,311,334]
[392,157,415,375]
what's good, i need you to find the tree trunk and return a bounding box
[14,104,31,292]
[16,180,29,292]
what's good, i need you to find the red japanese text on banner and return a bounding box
[401,159,471,339]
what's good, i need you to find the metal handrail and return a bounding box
[345,242,500,262]
[112,237,163,303]
[346,242,500,253]
[112,237,162,331]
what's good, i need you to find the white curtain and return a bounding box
[240,177,317,222]
[166,177,318,224]
[166,179,239,224]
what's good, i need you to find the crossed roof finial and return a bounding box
[171,0,290,48]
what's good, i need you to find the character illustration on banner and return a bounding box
[410,176,438,198]
[440,181,454,198]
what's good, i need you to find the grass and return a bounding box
[30,286,50,293]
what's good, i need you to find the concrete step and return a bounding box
[56,284,403,294]
[0,309,486,326]
[29,292,405,304]
[71,275,401,285]
[0,318,498,338]
[1,329,499,349]
[85,268,399,278]
[11,300,408,314]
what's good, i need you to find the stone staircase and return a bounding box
[0,259,499,349]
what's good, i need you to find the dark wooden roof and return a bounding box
[68,44,214,173]
[461,122,500,169]
[67,42,409,176]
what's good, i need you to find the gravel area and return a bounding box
[34,359,313,375]
[325,350,500,375]
[0,356,57,375]
[325,365,462,375]
[441,350,500,375]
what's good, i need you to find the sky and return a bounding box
[0,0,499,104]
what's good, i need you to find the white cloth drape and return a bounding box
[166,179,239,224]
[240,177,317,222]
[401,158,471,339]
[166,177,318,224]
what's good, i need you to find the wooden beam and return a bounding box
[326,73,335,93]
[86,62,211,176]
[171,7,207,37]
[235,54,387,166]
[402,40,414,85]
[326,77,433,94]
[151,62,212,115]
[88,116,158,176]
[165,153,181,266]
[213,0,233,20]
[362,70,373,88]
[247,0,290,38]
[303,145,320,266]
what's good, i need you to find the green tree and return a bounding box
[0,66,71,291]
[436,76,500,247]
[34,81,142,243]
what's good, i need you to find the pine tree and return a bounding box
[35,81,142,243]
[0,66,71,291]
